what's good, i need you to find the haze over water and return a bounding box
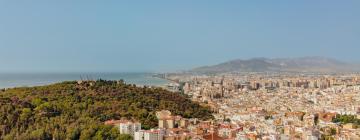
[0,73,169,89]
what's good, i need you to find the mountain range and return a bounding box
[191,57,360,73]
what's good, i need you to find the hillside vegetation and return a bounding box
[0,80,213,140]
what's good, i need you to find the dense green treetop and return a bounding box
[0,80,213,140]
[332,114,360,125]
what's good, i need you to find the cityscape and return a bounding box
[97,72,360,140]
[1,1,360,140]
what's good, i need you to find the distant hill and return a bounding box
[0,80,212,140]
[191,57,359,73]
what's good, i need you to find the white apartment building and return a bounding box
[119,121,142,137]
[134,129,164,140]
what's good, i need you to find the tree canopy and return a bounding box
[0,80,213,140]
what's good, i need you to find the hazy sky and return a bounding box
[0,1,359,73]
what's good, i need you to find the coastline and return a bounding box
[0,73,170,89]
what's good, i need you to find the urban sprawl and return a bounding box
[107,73,360,140]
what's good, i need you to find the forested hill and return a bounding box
[0,80,213,140]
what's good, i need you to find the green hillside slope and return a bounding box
[0,80,213,140]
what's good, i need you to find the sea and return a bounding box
[0,73,169,89]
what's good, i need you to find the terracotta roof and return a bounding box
[104,119,131,125]
[203,133,226,140]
